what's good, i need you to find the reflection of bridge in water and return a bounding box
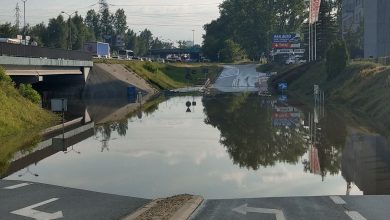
[1,121,95,179]
[1,96,148,179]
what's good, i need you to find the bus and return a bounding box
[118,50,135,60]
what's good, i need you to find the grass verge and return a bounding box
[94,59,222,90]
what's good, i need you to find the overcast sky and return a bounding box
[0,0,224,44]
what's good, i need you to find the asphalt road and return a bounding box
[0,180,149,220]
[212,64,267,93]
[191,196,390,220]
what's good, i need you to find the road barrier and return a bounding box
[0,42,92,61]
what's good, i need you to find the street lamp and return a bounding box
[192,30,195,47]
[61,11,78,50]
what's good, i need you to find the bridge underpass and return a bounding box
[0,42,93,85]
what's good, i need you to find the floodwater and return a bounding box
[3,94,390,199]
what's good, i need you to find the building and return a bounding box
[342,0,390,58]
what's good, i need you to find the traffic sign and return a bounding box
[278,83,288,91]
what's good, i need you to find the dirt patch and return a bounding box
[135,195,193,220]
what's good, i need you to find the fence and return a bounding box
[0,42,92,61]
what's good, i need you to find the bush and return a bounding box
[326,40,350,79]
[18,84,41,104]
[0,66,12,84]
[143,62,159,73]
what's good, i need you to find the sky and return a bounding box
[0,0,224,44]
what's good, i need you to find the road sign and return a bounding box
[273,34,300,43]
[278,83,288,91]
[51,99,67,112]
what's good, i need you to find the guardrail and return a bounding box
[0,42,92,61]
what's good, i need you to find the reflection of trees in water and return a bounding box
[203,94,307,170]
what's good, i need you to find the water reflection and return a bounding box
[203,94,307,170]
[3,94,390,198]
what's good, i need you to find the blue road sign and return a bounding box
[278,95,288,102]
[273,34,300,43]
[278,83,288,91]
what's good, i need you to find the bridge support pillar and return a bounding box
[82,67,91,82]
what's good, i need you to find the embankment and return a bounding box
[273,61,390,132]
[94,59,222,90]
[0,72,57,174]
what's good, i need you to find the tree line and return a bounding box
[202,0,354,62]
[0,6,174,56]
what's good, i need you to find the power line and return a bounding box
[108,3,219,7]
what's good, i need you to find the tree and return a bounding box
[137,29,153,56]
[114,9,127,35]
[0,23,19,38]
[220,39,244,62]
[46,15,68,49]
[203,0,306,61]
[29,23,48,46]
[85,9,101,40]
[100,8,114,42]
[326,39,349,79]
[71,14,95,50]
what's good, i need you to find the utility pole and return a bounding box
[192,29,195,47]
[61,11,78,50]
[22,0,27,44]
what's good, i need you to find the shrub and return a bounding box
[0,66,12,84]
[143,62,159,73]
[18,84,41,104]
[326,40,350,79]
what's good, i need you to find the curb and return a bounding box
[169,196,204,220]
[121,195,204,220]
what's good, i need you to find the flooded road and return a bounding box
[3,94,390,199]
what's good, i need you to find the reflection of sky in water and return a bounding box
[6,97,362,199]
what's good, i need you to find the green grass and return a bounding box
[257,63,301,74]
[277,60,390,134]
[0,77,57,176]
[95,59,222,90]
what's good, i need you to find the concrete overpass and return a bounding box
[0,42,93,84]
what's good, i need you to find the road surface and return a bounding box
[192,196,390,220]
[212,64,268,93]
[0,180,149,220]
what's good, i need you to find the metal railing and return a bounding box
[0,42,92,61]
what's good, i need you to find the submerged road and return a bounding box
[212,64,268,93]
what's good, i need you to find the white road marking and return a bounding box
[11,198,63,220]
[330,196,346,205]
[345,211,367,220]
[4,183,32,189]
[233,204,286,220]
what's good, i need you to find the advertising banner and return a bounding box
[310,0,321,24]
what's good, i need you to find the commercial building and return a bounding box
[342,0,390,58]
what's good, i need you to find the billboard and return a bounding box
[272,34,301,49]
[273,34,300,43]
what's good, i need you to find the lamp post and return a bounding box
[192,29,195,47]
[61,11,78,50]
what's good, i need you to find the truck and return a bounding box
[83,42,110,58]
